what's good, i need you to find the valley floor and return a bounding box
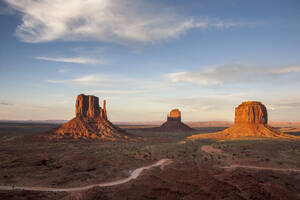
[0,123,299,199]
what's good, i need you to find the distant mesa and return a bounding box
[54,94,132,140]
[168,109,181,120]
[188,101,299,140]
[157,108,195,132]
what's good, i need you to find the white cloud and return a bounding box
[87,90,142,95]
[45,73,177,101]
[166,64,300,86]
[35,56,106,65]
[5,0,239,44]
[167,71,222,86]
[46,74,134,87]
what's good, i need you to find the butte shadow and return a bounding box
[187,101,300,140]
[53,94,137,141]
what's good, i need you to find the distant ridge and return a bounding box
[1,120,300,127]
[0,120,66,124]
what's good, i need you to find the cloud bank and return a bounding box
[5,0,238,44]
[166,64,300,86]
[45,73,173,94]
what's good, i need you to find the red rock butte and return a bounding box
[234,101,268,124]
[55,94,132,140]
[188,101,299,140]
[168,109,181,121]
[158,108,194,132]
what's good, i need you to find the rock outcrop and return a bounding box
[55,94,132,140]
[75,94,102,119]
[188,101,298,140]
[234,101,268,124]
[168,109,181,120]
[158,109,194,132]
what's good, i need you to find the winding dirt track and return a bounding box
[0,158,172,192]
[201,145,300,173]
[220,164,300,173]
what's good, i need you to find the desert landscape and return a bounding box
[0,95,299,200]
[1,1,300,199]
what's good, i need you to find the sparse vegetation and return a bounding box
[0,123,300,199]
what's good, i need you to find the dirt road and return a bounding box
[220,164,300,173]
[0,158,173,192]
[200,145,300,173]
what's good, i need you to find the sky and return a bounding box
[0,0,300,122]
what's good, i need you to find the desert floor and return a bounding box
[0,122,299,200]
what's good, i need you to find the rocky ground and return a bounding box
[0,123,300,199]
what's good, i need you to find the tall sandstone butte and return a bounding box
[234,101,268,124]
[55,94,131,140]
[159,108,194,132]
[188,101,298,140]
[75,94,101,119]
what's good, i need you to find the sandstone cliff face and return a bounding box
[188,101,298,140]
[167,109,181,122]
[75,94,106,119]
[75,94,88,118]
[55,94,132,141]
[234,101,268,124]
[169,109,181,118]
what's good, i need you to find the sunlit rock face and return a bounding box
[76,94,101,119]
[55,94,132,141]
[75,94,107,120]
[234,101,268,124]
[160,108,194,132]
[187,101,298,140]
[167,109,181,121]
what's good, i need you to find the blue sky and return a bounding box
[0,0,300,121]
